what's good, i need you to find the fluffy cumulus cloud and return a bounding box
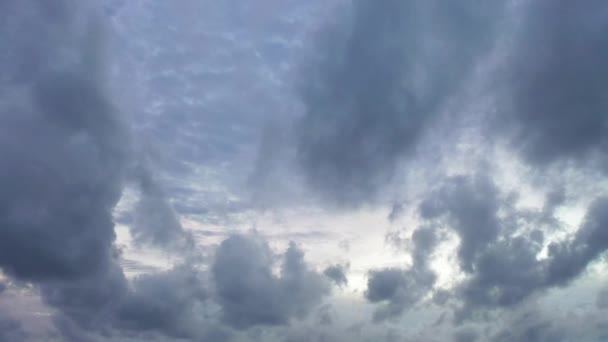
[212,235,330,328]
[415,176,608,321]
[2,0,608,341]
[365,227,438,321]
[323,264,348,288]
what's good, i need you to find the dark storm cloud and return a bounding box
[0,2,212,340]
[296,0,501,204]
[0,0,128,282]
[419,175,608,321]
[212,235,330,328]
[0,1,140,338]
[365,227,438,321]
[500,0,608,168]
[323,265,348,288]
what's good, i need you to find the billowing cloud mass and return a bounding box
[0,0,128,330]
[2,0,608,341]
[500,0,608,168]
[418,176,608,321]
[0,1,204,340]
[116,265,207,337]
[130,166,195,251]
[365,227,438,321]
[212,235,330,328]
[323,264,348,288]
[296,0,500,204]
[0,15,126,285]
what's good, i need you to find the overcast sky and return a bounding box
[1,1,608,341]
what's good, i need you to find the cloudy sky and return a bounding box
[1,0,608,341]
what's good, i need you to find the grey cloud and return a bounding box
[457,236,543,316]
[388,203,405,223]
[0,318,27,342]
[433,291,451,307]
[365,227,438,321]
[0,60,127,283]
[487,307,608,342]
[545,197,608,286]
[52,315,97,342]
[283,329,338,342]
[317,305,333,326]
[42,265,129,333]
[45,261,215,340]
[0,2,142,338]
[212,235,330,329]
[281,242,331,318]
[3,0,608,340]
[0,0,128,285]
[420,176,544,316]
[500,0,608,168]
[597,287,608,310]
[419,175,608,321]
[212,235,285,327]
[490,312,566,342]
[420,176,502,273]
[323,264,348,288]
[366,269,407,303]
[116,265,207,338]
[296,0,501,205]
[411,226,439,266]
[0,2,210,340]
[492,322,565,342]
[130,166,195,251]
[453,327,478,342]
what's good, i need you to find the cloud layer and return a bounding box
[1,0,607,341]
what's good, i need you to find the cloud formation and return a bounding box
[0,2,206,340]
[418,176,608,321]
[130,166,195,251]
[365,227,438,321]
[499,0,608,168]
[2,0,608,340]
[0,23,127,285]
[212,235,330,328]
[323,264,348,288]
[296,0,501,205]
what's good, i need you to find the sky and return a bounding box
[1,0,608,341]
